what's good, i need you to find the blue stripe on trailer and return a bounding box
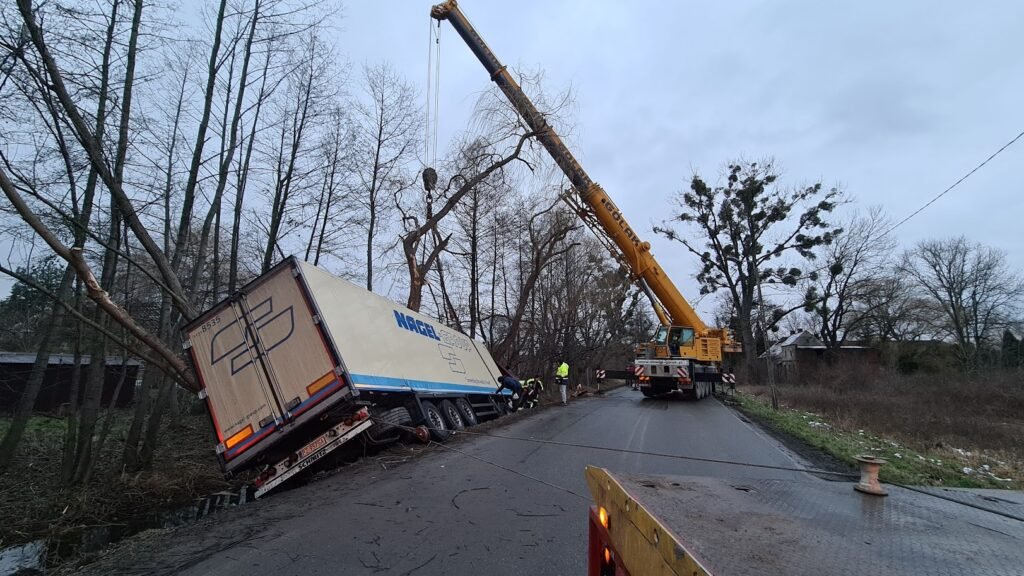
[349,373,499,395]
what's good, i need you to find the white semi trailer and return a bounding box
[183,256,508,497]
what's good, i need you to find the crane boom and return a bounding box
[430,0,707,335]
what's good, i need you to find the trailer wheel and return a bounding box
[421,401,450,442]
[439,399,466,430]
[454,397,478,426]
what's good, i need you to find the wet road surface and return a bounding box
[77,389,809,575]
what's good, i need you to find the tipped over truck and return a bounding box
[183,256,508,497]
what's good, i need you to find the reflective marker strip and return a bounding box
[224,424,254,450]
[306,371,336,397]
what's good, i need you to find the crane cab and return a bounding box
[643,325,721,362]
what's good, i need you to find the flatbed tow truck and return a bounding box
[585,466,1024,575]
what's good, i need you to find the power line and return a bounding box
[371,415,1024,522]
[371,417,858,498]
[883,129,1024,236]
[442,426,858,479]
[430,440,589,501]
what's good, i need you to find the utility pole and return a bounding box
[755,276,779,410]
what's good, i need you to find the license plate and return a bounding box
[299,435,329,459]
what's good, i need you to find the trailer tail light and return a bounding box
[601,545,616,576]
[254,466,279,488]
[345,408,370,427]
[598,506,609,529]
[225,425,254,450]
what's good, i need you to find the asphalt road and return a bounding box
[76,389,809,576]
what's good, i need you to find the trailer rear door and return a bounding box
[185,262,345,470]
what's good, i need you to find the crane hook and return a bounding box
[422,167,438,192]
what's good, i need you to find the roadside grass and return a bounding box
[0,412,230,552]
[733,389,1021,489]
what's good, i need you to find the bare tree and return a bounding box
[398,133,536,312]
[260,32,334,272]
[492,197,579,365]
[351,63,420,291]
[900,236,1023,369]
[304,105,357,266]
[803,207,894,350]
[14,0,197,321]
[0,0,138,473]
[846,274,934,343]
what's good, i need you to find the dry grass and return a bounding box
[743,366,1024,486]
[0,413,233,552]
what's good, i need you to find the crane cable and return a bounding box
[432,23,441,168]
[424,17,433,167]
[424,18,442,169]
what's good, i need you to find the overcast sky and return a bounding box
[4,1,1022,318]
[337,0,1024,317]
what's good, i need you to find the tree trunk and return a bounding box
[366,198,376,291]
[123,287,172,471]
[82,353,131,483]
[122,362,156,471]
[468,189,479,339]
[71,336,107,484]
[230,46,272,293]
[313,137,341,265]
[191,0,259,297]
[139,373,174,470]
[171,0,229,275]
[60,308,83,484]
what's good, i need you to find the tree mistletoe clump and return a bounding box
[655,160,843,369]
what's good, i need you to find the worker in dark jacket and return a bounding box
[496,375,523,410]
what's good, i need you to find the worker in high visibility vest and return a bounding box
[522,378,544,408]
[555,361,570,405]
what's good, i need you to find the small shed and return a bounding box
[0,352,141,414]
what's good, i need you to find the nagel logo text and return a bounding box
[393,310,442,341]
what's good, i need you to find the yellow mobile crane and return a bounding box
[431,1,735,398]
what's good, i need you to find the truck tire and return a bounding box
[421,401,451,442]
[439,399,466,430]
[366,406,412,444]
[454,397,478,426]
